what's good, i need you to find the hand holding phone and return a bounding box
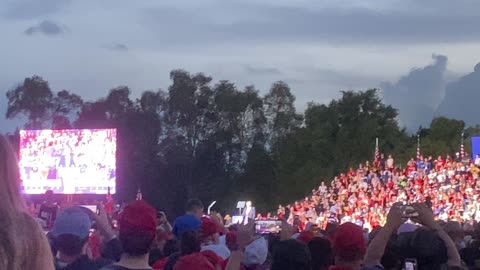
[403,205,419,218]
[404,258,417,270]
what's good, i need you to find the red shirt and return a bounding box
[415,178,424,187]
[407,165,416,175]
[387,180,394,189]
[88,234,101,259]
[436,159,445,170]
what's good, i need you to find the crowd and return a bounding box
[3,132,480,270]
[275,153,480,232]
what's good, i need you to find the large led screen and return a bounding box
[19,129,116,194]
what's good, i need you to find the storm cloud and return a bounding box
[437,63,480,126]
[107,43,129,52]
[244,66,282,76]
[2,0,70,20]
[143,0,480,46]
[2,1,480,132]
[24,20,64,36]
[381,54,448,131]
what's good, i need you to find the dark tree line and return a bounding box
[4,72,479,216]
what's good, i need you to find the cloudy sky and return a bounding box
[1,0,480,132]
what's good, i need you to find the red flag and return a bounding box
[104,186,113,215]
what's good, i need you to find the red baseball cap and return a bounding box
[332,222,366,262]
[119,200,157,237]
[297,230,315,245]
[200,217,224,239]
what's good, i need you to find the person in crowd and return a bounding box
[171,252,220,270]
[241,237,268,270]
[243,201,256,221]
[329,222,366,270]
[443,221,466,250]
[308,237,333,270]
[459,227,480,269]
[364,203,462,270]
[172,199,204,238]
[152,230,201,270]
[386,155,395,171]
[151,239,180,270]
[297,230,315,245]
[39,189,59,229]
[52,204,122,270]
[0,135,55,269]
[101,200,157,270]
[149,212,173,265]
[200,217,231,260]
[270,239,312,270]
[159,223,251,270]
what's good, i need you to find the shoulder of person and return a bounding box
[98,265,128,270]
[362,264,385,270]
[95,258,115,268]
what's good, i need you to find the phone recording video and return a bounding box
[404,258,417,270]
[402,205,419,218]
[254,220,282,234]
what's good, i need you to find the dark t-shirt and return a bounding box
[100,265,151,270]
[55,255,112,270]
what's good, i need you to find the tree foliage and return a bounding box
[4,74,476,216]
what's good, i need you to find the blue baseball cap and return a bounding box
[52,207,92,239]
[173,214,201,238]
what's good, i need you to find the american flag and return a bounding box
[417,135,421,161]
[460,132,465,158]
[374,137,380,167]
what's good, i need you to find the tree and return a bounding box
[159,70,220,206]
[237,143,276,213]
[6,76,53,129]
[272,89,408,205]
[5,72,479,214]
[213,82,266,172]
[165,70,215,157]
[419,117,465,157]
[6,76,84,129]
[51,90,83,129]
[264,81,302,151]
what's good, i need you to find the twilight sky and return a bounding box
[1,0,480,132]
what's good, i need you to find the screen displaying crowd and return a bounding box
[19,129,117,194]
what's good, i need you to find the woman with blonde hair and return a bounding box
[0,135,54,270]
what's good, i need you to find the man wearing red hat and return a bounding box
[200,217,231,260]
[329,222,367,270]
[101,200,157,270]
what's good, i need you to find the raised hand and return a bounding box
[385,203,407,229]
[236,221,255,250]
[410,203,437,229]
